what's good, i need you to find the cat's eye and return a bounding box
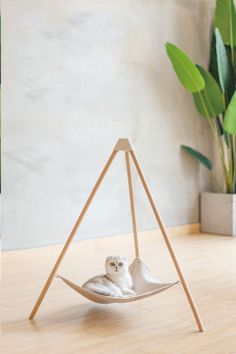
[118,262,123,266]
[110,262,115,266]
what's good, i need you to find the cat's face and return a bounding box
[105,255,128,275]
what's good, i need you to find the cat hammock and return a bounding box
[29,138,204,332]
[56,258,180,304]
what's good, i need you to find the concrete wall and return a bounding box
[2,0,215,250]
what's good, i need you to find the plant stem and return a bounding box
[221,94,234,193]
[232,135,236,193]
[208,116,228,191]
[210,171,223,192]
[198,92,228,192]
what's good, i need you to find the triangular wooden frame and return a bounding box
[29,138,204,332]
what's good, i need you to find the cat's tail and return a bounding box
[93,289,113,296]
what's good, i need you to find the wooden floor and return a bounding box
[1,227,236,354]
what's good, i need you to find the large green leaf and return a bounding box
[214,0,236,47]
[215,28,229,92]
[223,91,236,132]
[209,33,220,85]
[165,43,205,92]
[226,46,236,100]
[193,66,225,118]
[181,145,212,170]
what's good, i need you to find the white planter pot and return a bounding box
[201,192,236,236]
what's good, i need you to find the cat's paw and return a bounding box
[110,290,123,297]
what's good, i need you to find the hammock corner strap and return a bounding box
[29,138,205,332]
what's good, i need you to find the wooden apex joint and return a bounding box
[114,138,134,152]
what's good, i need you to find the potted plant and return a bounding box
[165,0,236,236]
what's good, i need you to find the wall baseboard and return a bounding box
[93,223,200,250]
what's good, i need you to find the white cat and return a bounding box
[82,255,136,297]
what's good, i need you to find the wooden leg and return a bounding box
[29,150,117,319]
[130,150,205,332]
[125,152,139,258]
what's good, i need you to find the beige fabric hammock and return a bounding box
[57,258,179,304]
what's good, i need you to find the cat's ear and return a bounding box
[106,256,112,262]
[117,255,124,259]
